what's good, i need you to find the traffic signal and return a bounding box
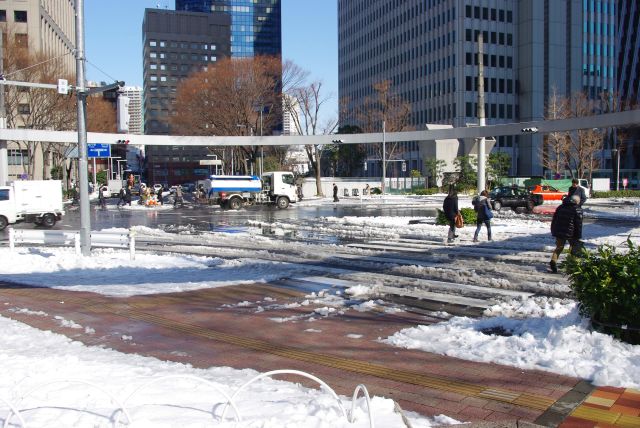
[116,139,130,144]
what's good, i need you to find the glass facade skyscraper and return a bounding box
[582,0,617,99]
[175,0,282,57]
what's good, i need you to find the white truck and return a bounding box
[204,171,297,210]
[0,180,65,231]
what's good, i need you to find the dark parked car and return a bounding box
[489,186,543,213]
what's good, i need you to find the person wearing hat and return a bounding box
[549,194,584,273]
[567,178,587,206]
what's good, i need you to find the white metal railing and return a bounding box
[7,228,136,260]
[0,370,412,427]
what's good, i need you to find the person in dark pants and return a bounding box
[98,186,106,209]
[116,187,126,208]
[333,183,339,202]
[550,194,584,273]
[174,186,184,207]
[156,187,163,205]
[472,190,493,241]
[442,186,460,243]
[124,185,132,206]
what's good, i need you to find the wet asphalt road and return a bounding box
[1,195,440,236]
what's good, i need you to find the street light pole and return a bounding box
[75,0,91,256]
[0,32,7,187]
[382,120,386,195]
[477,32,486,194]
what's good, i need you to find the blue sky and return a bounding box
[84,0,339,120]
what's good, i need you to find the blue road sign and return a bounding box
[87,143,111,158]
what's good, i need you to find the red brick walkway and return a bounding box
[0,281,627,426]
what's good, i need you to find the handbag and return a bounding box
[483,202,494,219]
[454,212,464,228]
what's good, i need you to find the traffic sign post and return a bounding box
[87,143,111,158]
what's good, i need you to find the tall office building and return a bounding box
[142,8,230,185]
[120,86,144,135]
[338,0,617,177]
[3,0,76,181]
[175,0,282,57]
[615,0,640,186]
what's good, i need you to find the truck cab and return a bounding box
[0,187,18,229]
[0,180,64,230]
[261,172,297,209]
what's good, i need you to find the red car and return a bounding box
[530,185,566,201]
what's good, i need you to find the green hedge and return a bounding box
[592,190,640,198]
[436,207,477,226]
[413,188,441,195]
[562,239,640,344]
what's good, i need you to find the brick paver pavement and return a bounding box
[1,280,631,426]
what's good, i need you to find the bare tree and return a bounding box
[354,80,411,174]
[542,90,606,181]
[566,92,605,181]
[172,55,284,174]
[2,30,76,179]
[284,80,338,196]
[542,87,570,177]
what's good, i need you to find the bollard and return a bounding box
[8,227,15,251]
[129,231,136,260]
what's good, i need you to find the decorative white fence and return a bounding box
[0,370,411,428]
[7,228,136,260]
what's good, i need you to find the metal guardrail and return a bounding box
[7,228,136,259]
[2,371,390,428]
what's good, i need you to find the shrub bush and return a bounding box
[562,239,640,344]
[436,207,477,226]
[592,190,640,198]
[413,188,441,195]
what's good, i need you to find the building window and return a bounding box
[14,10,27,23]
[149,40,157,47]
[18,103,30,114]
[0,10,6,22]
[8,149,27,165]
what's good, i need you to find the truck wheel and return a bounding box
[493,201,502,211]
[228,197,242,210]
[276,196,290,209]
[41,213,56,228]
[0,216,7,231]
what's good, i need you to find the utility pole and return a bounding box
[0,32,8,187]
[75,0,92,256]
[382,120,386,194]
[477,32,486,194]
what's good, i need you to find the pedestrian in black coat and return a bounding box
[549,194,583,272]
[442,186,460,243]
[98,186,106,209]
[157,187,163,205]
[333,183,339,202]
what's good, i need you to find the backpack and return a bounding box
[483,201,494,219]
[472,196,480,211]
